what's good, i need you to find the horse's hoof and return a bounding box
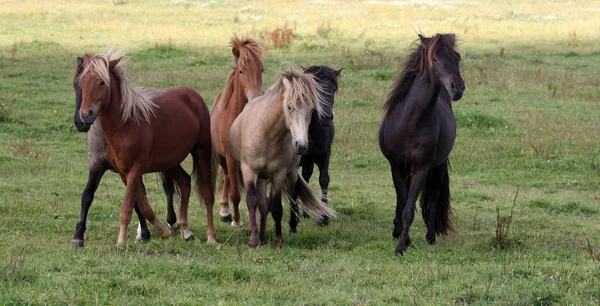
[426,233,436,245]
[168,223,180,232]
[248,237,260,248]
[395,244,408,256]
[135,234,150,243]
[290,227,297,234]
[182,231,195,241]
[71,239,85,248]
[220,214,233,223]
[275,237,284,249]
[231,220,244,227]
[207,237,217,244]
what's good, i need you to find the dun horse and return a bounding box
[290,65,342,231]
[77,49,216,245]
[229,69,337,248]
[378,34,465,255]
[211,37,264,227]
[70,57,178,248]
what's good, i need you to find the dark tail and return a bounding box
[420,160,454,235]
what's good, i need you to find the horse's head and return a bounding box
[302,66,342,125]
[72,57,91,132]
[280,69,325,155]
[231,37,264,100]
[78,53,121,125]
[420,33,465,101]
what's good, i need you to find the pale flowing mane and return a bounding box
[214,37,264,109]
[80,48,158,124]
[267,69,325,120]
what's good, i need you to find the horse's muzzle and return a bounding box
[73,119,92,132]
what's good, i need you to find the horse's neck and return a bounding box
[228,77,249,115]
[97,82,127,144]
[401,74,441,129]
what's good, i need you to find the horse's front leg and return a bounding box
[270,173,287,248]
[118,169,169,245]
[72,160,108,248]
[396,168,428,255]
[315,155,331,226]
[241,164,260,248]
[160,172,178,231]
[256,179,268,245]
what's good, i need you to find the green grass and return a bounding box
[1,0,600,304]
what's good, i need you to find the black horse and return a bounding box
[289,65,342,232]
[70,57,177,248]
[378,34,465,255]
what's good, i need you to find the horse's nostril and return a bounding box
[451,82,456,89]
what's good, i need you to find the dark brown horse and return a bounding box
[78,48,216,245]
[378,34,465,255]
[211,37,264,227]
[290,65,342,231]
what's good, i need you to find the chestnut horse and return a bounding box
[211,37,264,227]
[70,57,179,248]
[78,49,216,245]
[379,34,465,255]
[229,69,337,248]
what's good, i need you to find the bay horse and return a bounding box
[378,33,465,255]
[211,37,264,227]
[77,49,216,245]
[71,57,180,248]
[290,65,342,232]
[229,69,337,248]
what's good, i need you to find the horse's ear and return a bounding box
[418,34,431,45]
[108,57,121,70]
[232,46,240,59]
[300,65,305,70]
[282,76,291,89]
[77,57,83,66]
[334,68,343,77]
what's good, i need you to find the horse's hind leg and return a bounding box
[227,154,243,227]
[71,160,108,248]
[288,172,300,234]
[165,166,194,241]
[218,156,233,223]
[194,145,217,243]
[160,172,179,231]
[396,168,428,255]
[256,179,268,245]
[135,180,151,242]
[423,160,451,245]
[299,156,315,219]
[315,155,331,226]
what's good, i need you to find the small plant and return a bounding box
[316,21,331,38]
[12,140,32,157]
[268,23,293,49]
[495,187,518,249]
[0,104,10,123]
[567,30,579,47]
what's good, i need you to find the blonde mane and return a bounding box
[80,48,158,124]
[214,37,264,109]
[266,69,325,120]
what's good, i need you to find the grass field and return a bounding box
[1,0,600,304]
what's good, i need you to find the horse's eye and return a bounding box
[99,81,105,87]
[239,70,243,75]
[287,105,292,111]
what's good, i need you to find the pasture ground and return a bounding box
[1,0,599,304]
